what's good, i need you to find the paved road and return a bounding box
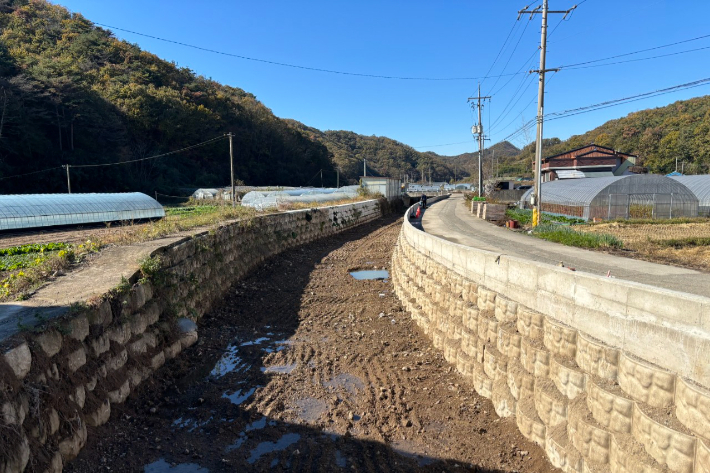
[421,194,710,298]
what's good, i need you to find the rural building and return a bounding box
[521,174,698,220]
[361,177,402,201]
[540,144,637,182]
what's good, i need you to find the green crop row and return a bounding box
[0,242,67,256]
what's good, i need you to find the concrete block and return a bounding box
[575,332,619,381]
[127,336,147,356]
[65,345,86,372]
[535,378,569,428]
[492,378,516,418]
[35,329,63,358]
[507,359,535,401]
[516,397,546,446]
[108,379,130,404]
[521,338,551,378]
[150,351,166,370]
[164,340,183,360]
[483,345,508,381]
[477,287,497,312]
[550,357,586,400]
[106,322,131,345]
[472,364,492,399]
[506,257,539,293]
[443,337,459,364]
[45,451,63,473]
[463,306,479,332]
[568,396,612,465]
[544,318,578,360]
[86,399,111,427]
[609,434,666,473]
[517,308,545,340]
[586,378,634,434]
[106,348,128,372]
[618,353,675,408]
[58,419,87,461]
[631,403,696,473]
[1,434,29,473]
[497,325,522,361]
[70,385,85,409]
[88,333,110,358]
[675,377,710,440]
[697,439,710,473]
[3,342,32,380]
[537,266,576,301]
[67,314,90,341]
[545,424,584,473]
[626,285,702,327]
[494,297,518,323]
[455,350,475,378]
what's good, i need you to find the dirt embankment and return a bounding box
[66,216,556,472]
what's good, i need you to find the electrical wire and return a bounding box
[558,33,710,69]
[69,135,226,168]
[561,45,710,71]
[480,19,521,89]
[96,23,525,82]
[486,16,533,94]
[0,166,63,181]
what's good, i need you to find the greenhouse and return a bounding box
[241,186,360,210]
[0,193,165,231]
[521,174,699,220]
[669,175,710,217]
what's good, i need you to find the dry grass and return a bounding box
[585,220,710,270]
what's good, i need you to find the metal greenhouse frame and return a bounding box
[522,175,699,220]
[0,193,165,230]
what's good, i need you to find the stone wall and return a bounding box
[392,206,710,473]
[0,200,385,473]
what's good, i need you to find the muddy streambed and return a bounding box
[66,216,556,473]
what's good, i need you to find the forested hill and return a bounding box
[509,95,710,175]
[0,0,334,194]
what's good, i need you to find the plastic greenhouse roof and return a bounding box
[670,175,710,207]
[0,193,164,230]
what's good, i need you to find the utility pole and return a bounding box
[336,168,339,188]
[227,132,235,208]
[320,169,323,188]
[468,83,491,197]
[63,164,71,193]
[364,158,366,177]
[518,1,576,226]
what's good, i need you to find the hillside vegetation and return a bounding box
[510,96,710,174]
[0,0,334,194]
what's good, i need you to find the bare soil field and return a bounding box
[586,221,710,270]
[66,216,556,472]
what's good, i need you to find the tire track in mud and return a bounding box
[67,214,557,473]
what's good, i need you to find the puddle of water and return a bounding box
[222,387,259,405]
[171,417,212,432]
[241,337,270,347]
[349,270,389,280]
[324,373,365,397]
[144,459,209,473]
[335,450,347,468]
[209,344,250,378]
[294,397,328,423]
[261,363,297,375]
[247,433,301,464]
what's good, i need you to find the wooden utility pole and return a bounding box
[228,132,235,208]
[518,1,575,225]
[468,84,491,197]
[63,164,71,193]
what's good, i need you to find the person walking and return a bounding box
[420,193,427,209]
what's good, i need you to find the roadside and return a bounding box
[66,215,555,473]
[422,194,710,298]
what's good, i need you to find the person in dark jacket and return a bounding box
[420,193,427,209]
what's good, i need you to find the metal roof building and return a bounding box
[669,175,710,216]
[521,174,698,220]
[0,193,165,230]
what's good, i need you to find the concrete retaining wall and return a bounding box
[392,206,710,473]
[0,200,385,473]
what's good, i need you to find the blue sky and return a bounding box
[56,0,710,156]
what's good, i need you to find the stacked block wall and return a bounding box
[0,200,384,473]
[392,210,710,473]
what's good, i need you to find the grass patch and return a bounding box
[654,237,710,248]
[531,224,623,249]
[505,208,586,226]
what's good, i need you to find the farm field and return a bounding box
[585,220,710,271]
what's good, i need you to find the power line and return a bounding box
[413,140,475,150]
[0,166,63,181]
[95,23,525,82]
[480,19,522,89]
[485,16,534,94]
[558,33,710,69]
[70,135,225,168]
[561,45,710,71]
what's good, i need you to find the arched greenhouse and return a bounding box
[0,193,165,231]
[522,175,699,220]
[670,175,710,217]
